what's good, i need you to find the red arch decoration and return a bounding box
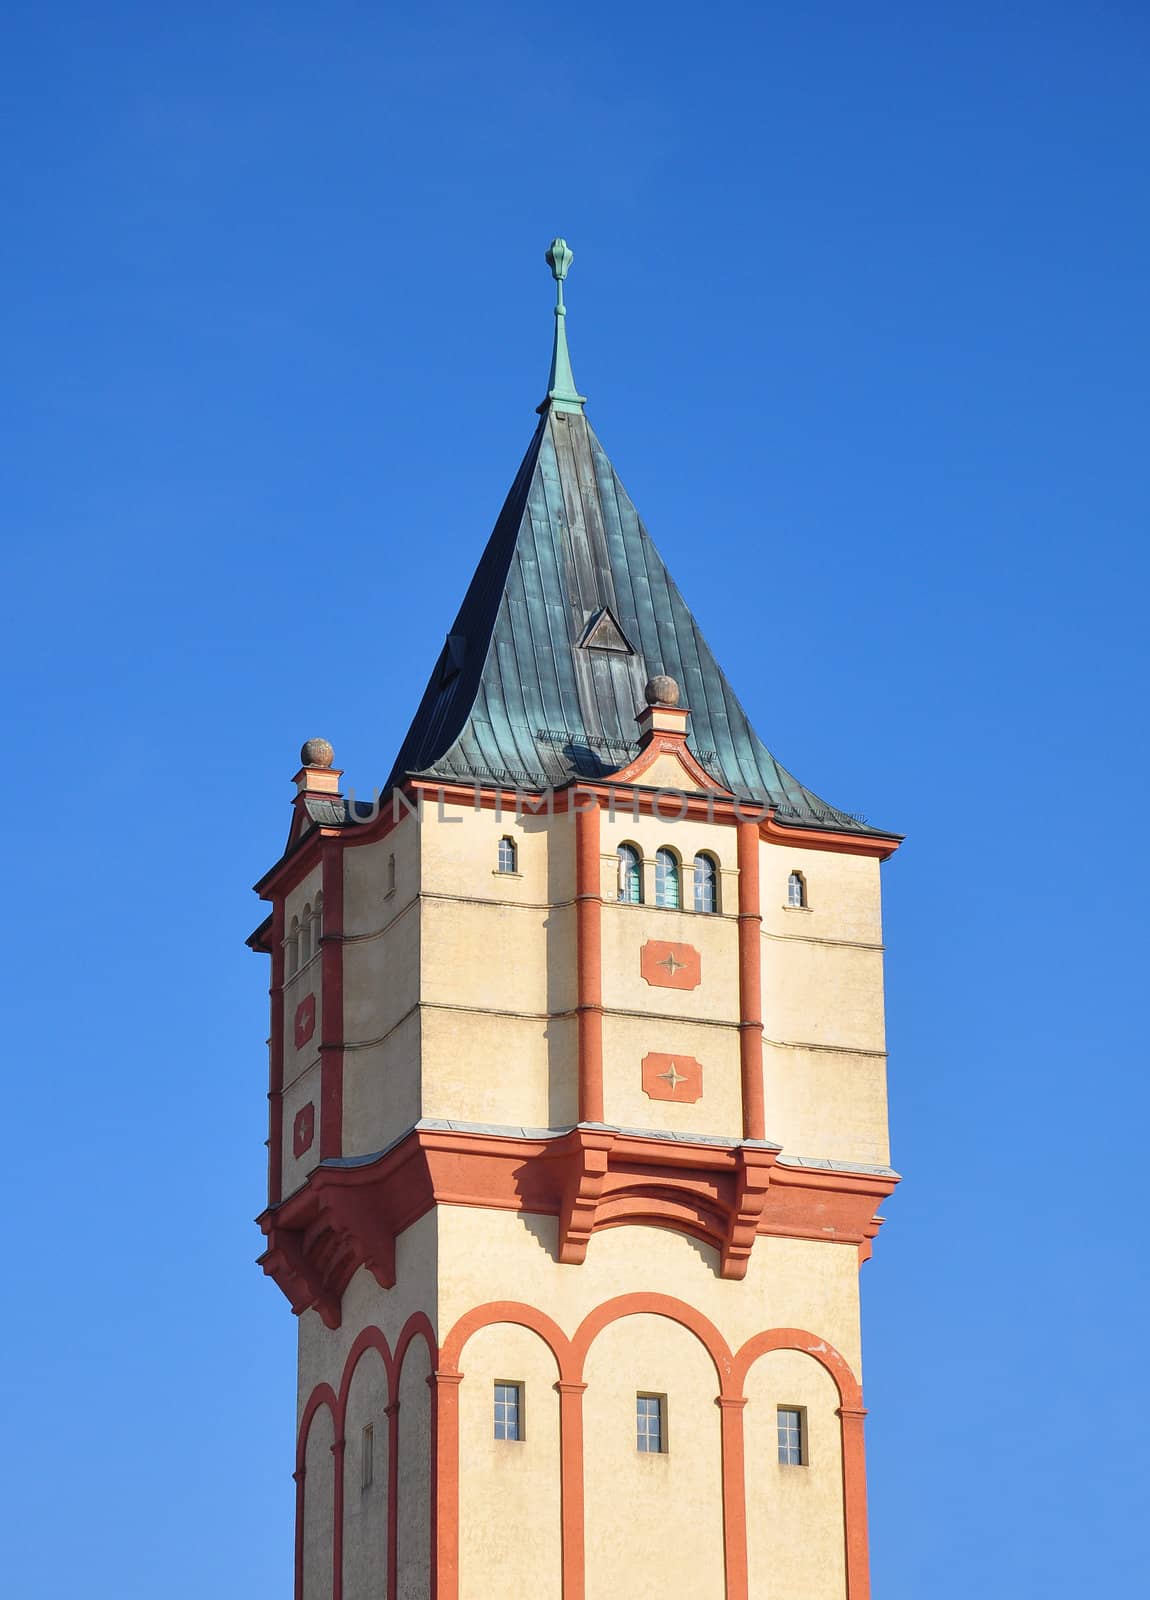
[731,1328,869,1599]
[295,1384,338,1600]
[338,1326,396,1411]
[305,1304,872,1600]
[439,1297,573,1378]
[731,1325,862,1408]
[394,1309,437,1381]
[436,1301,576,1600]
[295,1312,443,1600]
[570,1290,735,1392]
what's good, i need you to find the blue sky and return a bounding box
[4,2,1148,1593]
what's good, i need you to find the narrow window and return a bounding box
[299,904,312,966]
[618,844,642,904]
[787,871,807,909]
[693,852,718,913]
[286,917,300,977]
[387,852,396,894]
[636,1393,665,1453]
[361,1423,374,1489]
[777,1407,805,1465]
[655,848,681,909]
[312,891,323,952]
[494,1381,523,1441]
[497,836,518,874]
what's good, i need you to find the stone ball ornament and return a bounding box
[644,674,681,708]
[300,737,335,769]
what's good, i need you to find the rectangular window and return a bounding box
[361,1423,374,1489]
[777,1406,805,1465]
[494,1381,523,1441]
[636,1393,666,1453]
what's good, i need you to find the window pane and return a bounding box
[619,846,642,904]
[693,854,716,913]
[655,849,680,909]
[494,1382,522,1440]
[498,838,517,873]
[637,1394,663,1452]
[777,1407,803,1464]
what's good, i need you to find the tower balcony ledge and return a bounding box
[257,1121,899,1327]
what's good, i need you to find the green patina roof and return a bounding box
[384,248,895,839]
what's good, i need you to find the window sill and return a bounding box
[782,904,813,913]
[493,870,523,879]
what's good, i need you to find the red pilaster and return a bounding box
[575,800,604,1124]
[269,898,286,1205]
[292,1465,305,1600]
[319,839,345,1161]
[717,1395,749,1600]
[331,1432,345,1600]
[839,1405,871,1599]
[736,820,765,1141]
[384,1399,400,1600]
[433,1371,464,1600]
[556,1380,588,1598]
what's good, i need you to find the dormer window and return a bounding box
[693,853,718,913]
[787,871,807,909]
[655,848,681,909]
[497,836,518,874]
[618,844,642,904]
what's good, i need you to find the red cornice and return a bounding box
[761,808,902,860]
[257,1125,898,1326]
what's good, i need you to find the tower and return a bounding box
[249,241,902,1600]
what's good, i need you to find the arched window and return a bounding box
[655,848,681,909]
[286,916,300,977]
[618,844,642,904]
[299,903,312,966]
[497,836,518,874]
[693,852,718,913]
[787,871,807,909]
[312,891,323,954]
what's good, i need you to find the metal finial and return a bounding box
[546,237,574,285]
[542,237,586,415]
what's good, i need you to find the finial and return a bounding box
[542,237,586,415]
[644,675,680,708]
[301,737,335,769]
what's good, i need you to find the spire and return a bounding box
[543,237,587,414]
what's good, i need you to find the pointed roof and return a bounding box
[386,249,895,839]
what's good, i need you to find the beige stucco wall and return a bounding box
[342,811,419,939]
[281,863,324,1190]
[437,1205,863,1390]
[601,1011,742,1137]
[458,1322,563,1599]
[280,1059,323,1198]
[758,839,889,1165]
[436,1208,861,1599]
[297,1215,439,1600]
[396,1334,432,1599]
[302,1400,335,1600]
[341,1012,423,1158]
[342,1344,390,1600]
[744,1348,846,1599]
[584,1313,725,1600]
[286,790,893,1596]
[297,1210,439,1419]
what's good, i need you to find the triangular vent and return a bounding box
[579,607,634,655]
